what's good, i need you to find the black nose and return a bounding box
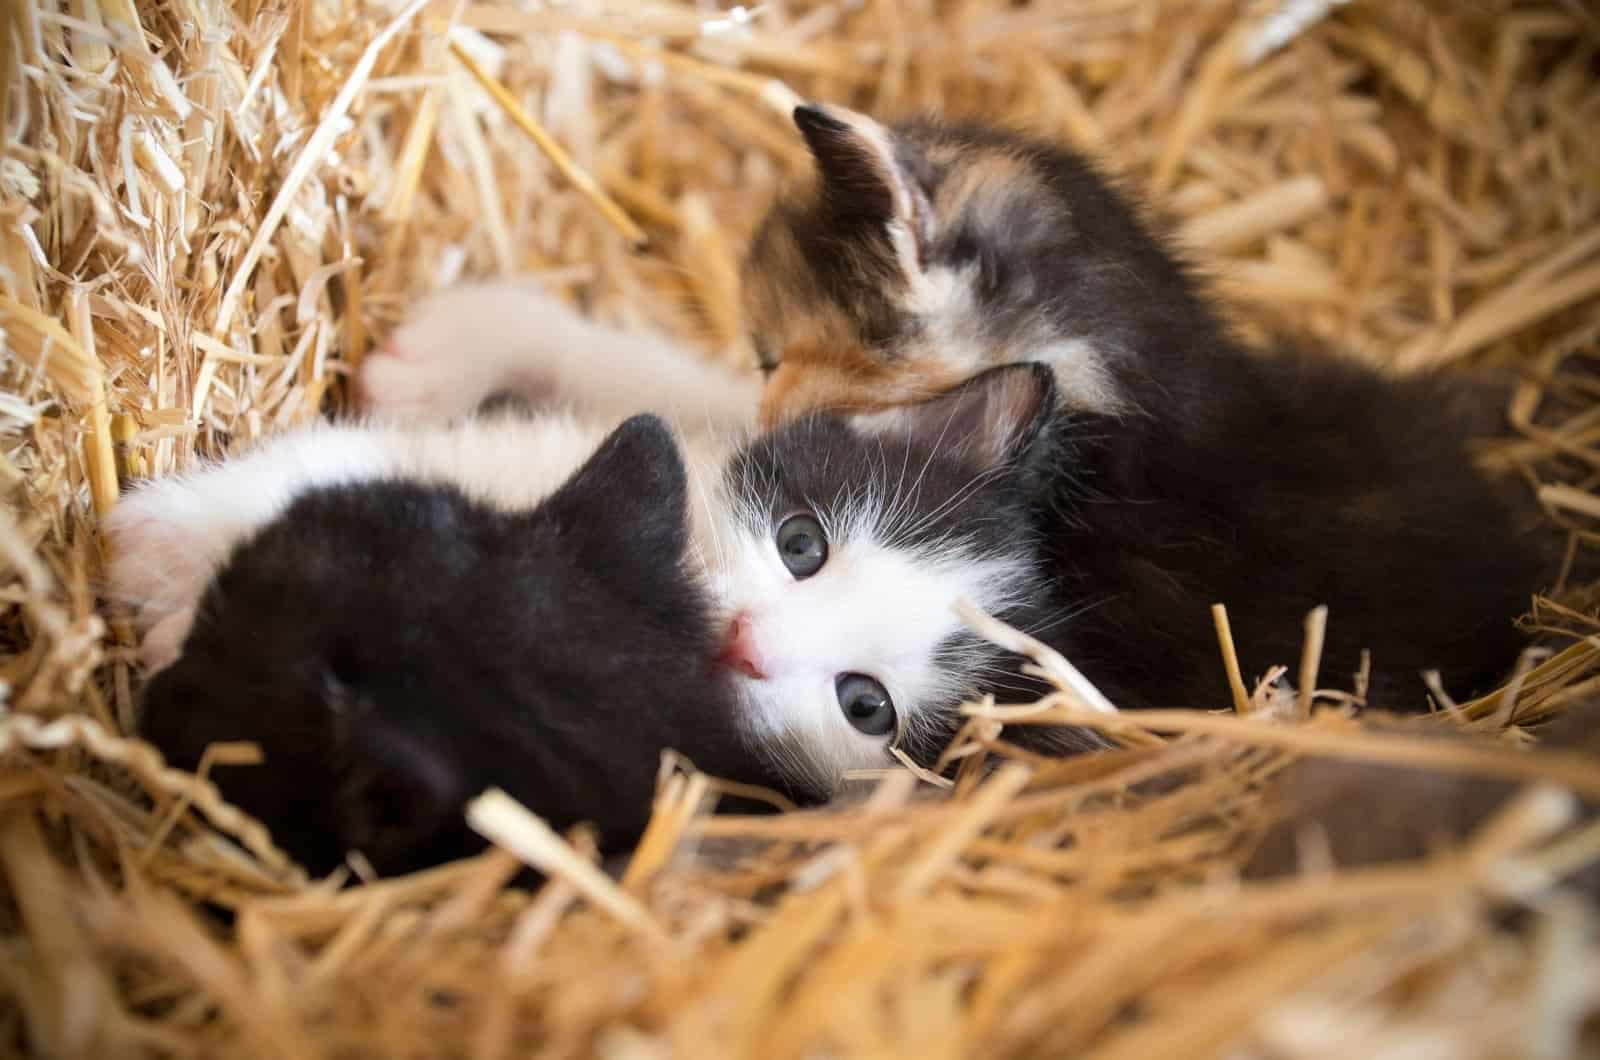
[333,716,475,874]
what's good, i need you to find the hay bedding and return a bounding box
[3,0,1600,1054]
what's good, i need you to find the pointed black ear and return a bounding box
[850,364,1057,469]
[542,414,690,563]
[793,102,933,258]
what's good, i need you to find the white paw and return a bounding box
[139,608,195,672]
[104,425,392,670]
[104,482,235,659]
[359,281,566,423]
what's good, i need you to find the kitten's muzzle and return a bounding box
[716,613,768,680]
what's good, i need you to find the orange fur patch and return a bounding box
[759,349,970,426]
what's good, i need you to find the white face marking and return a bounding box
[693,477,1032,796]
[899,267,1128,417]
[901,263,990,378]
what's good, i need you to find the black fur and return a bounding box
[139,415,808,876]
[747,116,1228,373]
[792,105,900,231]
[949,127,1557,708]
[1038,351,1552,710]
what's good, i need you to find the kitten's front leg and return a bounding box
[360,281,761,435]
[106,427,392,671]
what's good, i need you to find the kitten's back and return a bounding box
[1046,347,1552,710]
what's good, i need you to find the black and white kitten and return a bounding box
[135,417,796,875]
[110,367,1074,808]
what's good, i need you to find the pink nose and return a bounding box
[716,613,768,680]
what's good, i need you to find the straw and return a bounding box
[4,0,1599,1055]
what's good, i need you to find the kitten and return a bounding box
[362,104,1557,712]
[137,417,794,875]
[740,105,1206,423]
[111,365,1079,806]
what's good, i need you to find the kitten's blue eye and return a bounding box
[837,674,895,736]
[776,513,827,578]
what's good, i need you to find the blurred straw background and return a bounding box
[3,0,1600,1056]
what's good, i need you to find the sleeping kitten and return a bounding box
[360,104,1556,711]
[111,365,1081,802]
[136,416,793,874]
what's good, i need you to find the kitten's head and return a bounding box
[744,104,1215,425]
[699,364,1091,794]
[140,416,792,876]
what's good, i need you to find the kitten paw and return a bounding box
[359,281,564,423]
[104,487,232,664]
[359,340,496,424]
[139,608,195,672]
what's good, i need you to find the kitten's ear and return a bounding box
[543,414,690,561]
[793,103,933,266]
[851,364,1057,469]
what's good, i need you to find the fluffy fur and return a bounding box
[1029,352,1551,709]
[135,416,800,875]
[700,364,1101,794]
[744,106,1167,422]
[359,279,759,435]
[106,411,609,671]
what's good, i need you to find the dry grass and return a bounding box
[3,0,1600,1056]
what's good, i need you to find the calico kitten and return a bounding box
[363,104,1557,712]
[111,366,1077,805]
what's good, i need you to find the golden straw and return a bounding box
[447,39,648,250]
